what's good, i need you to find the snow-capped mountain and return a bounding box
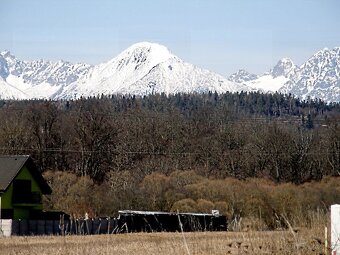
[229,47,340,102]
[0,50,91,99]
[270,58,296,78]
[0,42,248,100]
[280,47,340,102]
[228,69,258,83]
[56,42,248,98]
[1,43,339,102]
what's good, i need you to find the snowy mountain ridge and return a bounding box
[0,43,339,102]
[0,50,91,99]
[0,42,248,100]
[228,47,340,102]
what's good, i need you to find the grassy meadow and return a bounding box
[0,226,328,255]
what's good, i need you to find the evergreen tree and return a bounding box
[306,113,314,129]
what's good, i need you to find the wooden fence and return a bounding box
[0,210,228,236]
[0,218,120,236]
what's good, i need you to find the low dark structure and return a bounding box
[1,211,227,236]
[116,210,227,233]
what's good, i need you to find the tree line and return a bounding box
[44,170,340,230]
[0,91,339,184]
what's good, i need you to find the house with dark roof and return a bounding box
[0,155,51,220]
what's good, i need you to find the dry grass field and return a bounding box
[0,227,327,255]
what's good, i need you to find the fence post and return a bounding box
[106,217,109,234]
[331,204,340,255]
[325,226,328,255]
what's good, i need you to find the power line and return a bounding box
[0,146,338,156]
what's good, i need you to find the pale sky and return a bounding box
[0,0,339,76]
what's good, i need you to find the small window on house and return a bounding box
[0,209,14,219]
[12,179,31,203]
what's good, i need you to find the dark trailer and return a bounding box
[117,210,227,233]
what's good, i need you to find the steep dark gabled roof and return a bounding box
[0,155,52,194]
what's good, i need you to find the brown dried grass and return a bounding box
[0,226,327,255]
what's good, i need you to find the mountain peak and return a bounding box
[92,42,179,84]
[302,46,339,69]
[314,46,340,56]
[120,42,174,58]
[278,57,294,63]
[243,47,339,101]
[113,42,176,66]
[271,58,296,78]
[228,69,258,83]
[125,41,170,51]
[0,50,15,59]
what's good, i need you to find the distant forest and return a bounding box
[1,91,339,184]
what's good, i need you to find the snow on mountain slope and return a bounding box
[246,75,289,92]
[233,58,296,92]
[1,43,338,101]
[0,54,9,80]
[279,47,340,102]
[228,58,296,92]
[228,47,339,102]
[130,58,248,95]
[2,51,91,87]
[0,79,28,100]
[271,58,296,78]
[228,69,258,83]
[56,42,247,98]
[0,50,91,99]
[56,42,177,98]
